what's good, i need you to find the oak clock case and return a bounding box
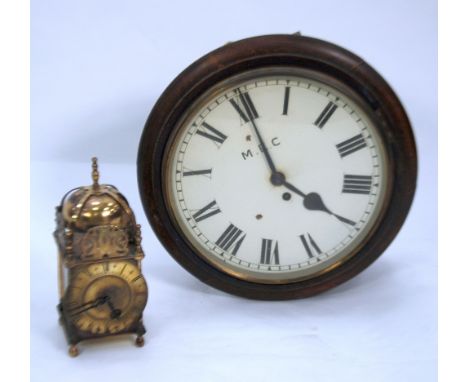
[54,159,148,356]
[138,34,417,300]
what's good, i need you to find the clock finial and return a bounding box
[91,157,99,188]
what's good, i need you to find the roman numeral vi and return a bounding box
[260,239,279,265]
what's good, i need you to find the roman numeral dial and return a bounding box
[167,74,386,281]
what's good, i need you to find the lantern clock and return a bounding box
[54,158,148,356]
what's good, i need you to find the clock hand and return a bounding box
[282,179,306,197]
[303,192,356,226]
[105,298,122,319]
[278,178,356,226]
[237,88,354,227]
[67,296,109,316]
[237,90,284,185]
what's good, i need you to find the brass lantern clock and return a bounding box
[54,158,148,356]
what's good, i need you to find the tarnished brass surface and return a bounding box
[64,261,147,335]
[80,226,129,260]
[54,158,148,355]
[60,186,134,232]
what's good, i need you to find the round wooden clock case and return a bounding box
[137,34,417,300]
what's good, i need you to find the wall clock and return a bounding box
[138,34,417,300]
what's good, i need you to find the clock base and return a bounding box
[135,335,145,347]
[58,302,147,357]
[68,344,79,357]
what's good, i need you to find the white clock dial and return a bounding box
[165,68,388,283]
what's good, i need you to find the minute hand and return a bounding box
[67,296,109,316]
[238,91,278,175]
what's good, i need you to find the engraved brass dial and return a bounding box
[64,261,147,335]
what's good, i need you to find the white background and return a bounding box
[31,1,437,381]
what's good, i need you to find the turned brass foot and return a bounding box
[69,344,79,357]
[135,336,145,347]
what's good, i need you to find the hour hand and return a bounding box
[279,180,356,227]
[105,298,122,319]
[67,296,109,316]
[303,192,356,226]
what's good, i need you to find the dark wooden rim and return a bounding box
[137,34,417,300]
